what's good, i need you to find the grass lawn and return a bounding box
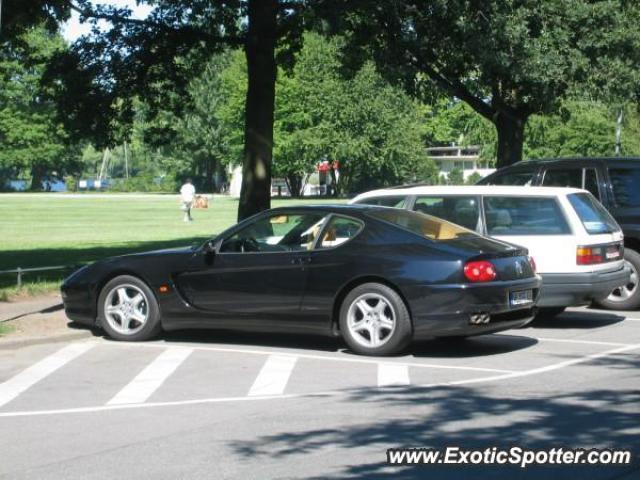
[0,193,347,297]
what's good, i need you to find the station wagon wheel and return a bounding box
[98,275,162,341]
[596,249,640,311]
[339,283,412,356]
[608,262,638,301]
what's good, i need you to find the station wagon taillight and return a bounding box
[576,243,622,265]
[528,256,537,273]
[576,247,603,265]
[464,261,497,282]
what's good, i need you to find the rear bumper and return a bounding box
[405,276,541,339]
[538,265,631,307]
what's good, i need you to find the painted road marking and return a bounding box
[248,355,298,396]
[107,347,193,405]
[378,363,410,387]
[0,342,94,408]
[94,340,515,374]
[1,343,637,418]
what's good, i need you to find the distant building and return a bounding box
[427,145,495,181]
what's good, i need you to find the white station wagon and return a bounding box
[351,186,631,315]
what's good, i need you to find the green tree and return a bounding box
[316,0,640,167]
[42,0,308,220]
[0,26,79,190]
[218,34,437,195]
[525,101,640,159]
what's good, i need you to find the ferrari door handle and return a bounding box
[291,257,312,265]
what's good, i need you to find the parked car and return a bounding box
[351,186,630,316]
[62,205,540,355]
[478,157,640,310]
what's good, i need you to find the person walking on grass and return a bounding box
[180,178,196,222]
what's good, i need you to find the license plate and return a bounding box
[510,289,533,306]
[606,246,621,260]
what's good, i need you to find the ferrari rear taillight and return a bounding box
[528,256,537,273]
[464,261,497,282]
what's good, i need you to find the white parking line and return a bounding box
[0,342,94,408]
[107,347,193,405]
[94,340,515,374]
[2,342,637,418]
[378,363,410,387]
[248,355,297,396]
[442,342,640,388]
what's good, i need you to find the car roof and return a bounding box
[352,185,586,199]
[266,204,383,214]
[492,157,640,170]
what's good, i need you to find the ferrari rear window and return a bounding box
[368,209,474,241]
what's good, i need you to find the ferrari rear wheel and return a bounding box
[339,283,412,356]
[98,275,162,341]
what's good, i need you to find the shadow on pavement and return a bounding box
[410,334,538,358]
[231,384,640,479]
[530,310,626,329]
[83,326,539,359]
[161,329,344,353]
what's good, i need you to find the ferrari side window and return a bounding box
[317,216,364,249]
[220,213,327,253]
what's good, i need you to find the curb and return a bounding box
[0,329,95,350]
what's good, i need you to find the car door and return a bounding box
[541,165,605,202]
[176,211,328,326]
[300,214,366,327]
[605,164,640,239]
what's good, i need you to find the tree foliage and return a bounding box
[0,26,79,189]
[193,34,436,195]
[314,0,640,167]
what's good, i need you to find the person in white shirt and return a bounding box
[180,178,196,222]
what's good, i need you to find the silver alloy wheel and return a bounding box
[346,293,396,348]
[103,284,149,335]
[607,260,639,303]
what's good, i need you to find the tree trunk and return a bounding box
[495,112,527,169]
[237,0,278,221]
[286,174,302,197]
[30,164,45,191]
[205,156,216,193]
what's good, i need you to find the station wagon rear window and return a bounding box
[368,209,474,241]
[567,193,619,235]
[483,196,571,235]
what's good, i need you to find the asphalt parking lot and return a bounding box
[0,306,638,479]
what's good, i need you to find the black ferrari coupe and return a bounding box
[61,205,541,355]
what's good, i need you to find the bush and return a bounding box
[447,168,464,185]
[110,175,178,193]
[465,172,483,185]
[64,176,77,192]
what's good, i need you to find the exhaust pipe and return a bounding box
[469,312,491,325]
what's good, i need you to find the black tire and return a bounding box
[339,283,412,356]
[97,275,162,341]
[536,307,566,319]
[594,248,640,311]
